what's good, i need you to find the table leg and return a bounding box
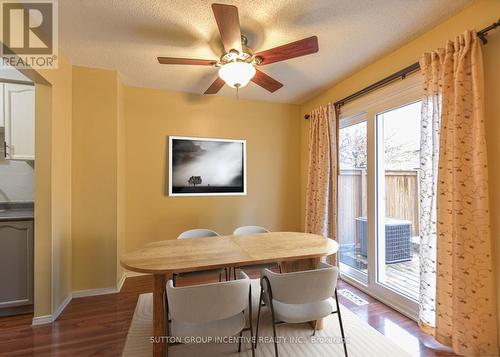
[153,274,167,357]
[280,260,290,273]
[282,257,321,273]
[310,257,320,269]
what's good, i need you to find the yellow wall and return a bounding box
[299,0,500,336]
[33,82,52,317]
[124,87,301,251]
[27,54,73,317]
[68,74,301,289]
[71,66,120,291]
[116,76,126,284]
[43,56,73,312]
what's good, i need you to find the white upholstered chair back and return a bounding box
[262,262,338,305]
[177,229,220,239]
[166,272,250,323]
[233,226,270,235]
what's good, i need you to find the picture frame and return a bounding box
[168,136,247,196]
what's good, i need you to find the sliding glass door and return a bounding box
[338,116,368,285]
[338,74,422,319]
[376,102,421,301]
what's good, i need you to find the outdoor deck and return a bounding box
[340,244,420,300]
[386,252,419,299]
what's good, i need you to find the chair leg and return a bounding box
[172,274,176,287]
[278,263,282,274]
[251,334,256,357]
[233,267,237,280]
[270,314,279,357]
[163,290,168,335]
[312,319,318,336]
[248,285,255,357]
[254,287,264,349]
[219,272,222,282]
[335,289,348,357]
[262,276,279,357]
[238,330,243,352]
[164,290,170,356]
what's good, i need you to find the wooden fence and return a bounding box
[338,169,419,245]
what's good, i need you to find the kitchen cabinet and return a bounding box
[0,220,34,314]
[3,83,35,160]
[0,83,4,127]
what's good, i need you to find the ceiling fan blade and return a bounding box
[251,69,283,93]
[211,3,242,53]
[255,36,319,66]
[204,76,226,94]
[158,57,217,66]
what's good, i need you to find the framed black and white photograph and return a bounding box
[168,136,247,196]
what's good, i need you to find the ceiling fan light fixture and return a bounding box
[218,61,256,88]
[157,4,318,94]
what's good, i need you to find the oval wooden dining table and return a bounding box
[121,232,338,357]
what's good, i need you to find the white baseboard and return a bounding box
[32,314,53,326]
[125,271,150,278]
[117,272,126,292]
[32,272,133,325]
[32,293,72,326]
[53,293,72,321]
[71,271,129,298]
[72,286,119,298]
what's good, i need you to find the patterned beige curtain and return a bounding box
[420,30,498,356]
[418,51,440,333]
[305,104,338,264]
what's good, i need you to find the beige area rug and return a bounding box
[122,280,412,357]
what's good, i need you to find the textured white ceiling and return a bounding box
[59,0,471,104]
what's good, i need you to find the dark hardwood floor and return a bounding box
[0,274,457,357]
[335,280,457,357]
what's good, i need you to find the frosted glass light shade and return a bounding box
[218,61,256,88]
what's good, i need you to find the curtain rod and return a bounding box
[304,18,500,120]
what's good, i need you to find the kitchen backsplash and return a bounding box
[0,159,34,202]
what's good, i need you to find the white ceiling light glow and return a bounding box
[218,61,256,88]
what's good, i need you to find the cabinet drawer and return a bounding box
[0,83,4,127]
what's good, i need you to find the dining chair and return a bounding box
[233,225,270,235]
[255,262,348,357]
[174,229,228,285]
[232,226,281,279]
[177,228,220,239]
[165,271,255,356]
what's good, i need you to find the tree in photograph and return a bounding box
[188,176,202,186]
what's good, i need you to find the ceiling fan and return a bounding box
[157,3,319,95]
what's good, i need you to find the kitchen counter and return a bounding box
[0,202,34,222]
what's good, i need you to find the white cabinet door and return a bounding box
[0,84,4,127]
[4,83,35,160]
